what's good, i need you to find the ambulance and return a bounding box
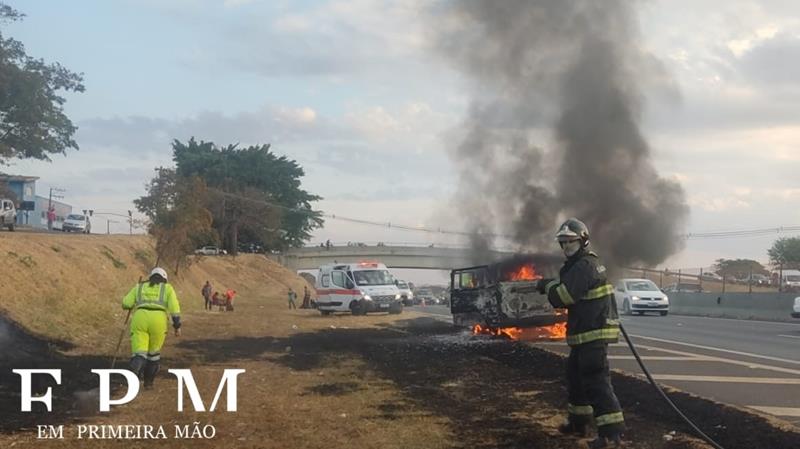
[315,261,404,315]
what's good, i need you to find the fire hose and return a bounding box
[618,323,725,449]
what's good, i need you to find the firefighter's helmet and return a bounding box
[555,218,589,246]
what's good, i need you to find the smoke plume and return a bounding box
[435,0,688,269]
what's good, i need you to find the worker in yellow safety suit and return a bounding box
[122,267,182,388]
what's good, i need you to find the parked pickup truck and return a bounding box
[0,198,16,231]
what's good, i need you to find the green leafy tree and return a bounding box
[768,237,800,269]
[171,138,322,253]
[0,3,84,162]
[134,168,214,275]
[713,258,768,279]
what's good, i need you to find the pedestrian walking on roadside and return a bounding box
[301,286,311,308]
[47,206,56,231]
[536,218,624,448]
[121,267,181,389]
[202,281,213,311]
[288,288,297,309]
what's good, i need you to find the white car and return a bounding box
[614,278,669,316]
[396,280,414,306]
[700,271,723,281]
[792,297,800,319]
[62,214,91,233]
[194,246,224,255]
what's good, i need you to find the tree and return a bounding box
[134,168,214,275]
[768,237,800,269]
[713,258,768,280]
[0,3,84,162]
[171,138,323,253]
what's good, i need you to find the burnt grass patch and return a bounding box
[304,382,362,396]
[178,316,800,449]
[0,314,106,433]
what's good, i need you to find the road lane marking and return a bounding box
[608,356,712,361]
[661,315,800,327]
[647,374,800,385]
[778,334,800,340]
[628,334,800,366]
[633,343,800,376]
[747,406,800,417]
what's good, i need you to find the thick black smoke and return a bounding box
[435,0,688,269]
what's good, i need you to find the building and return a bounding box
[34,196,72,230]
[0,173,72,228]
[0,173,38,225]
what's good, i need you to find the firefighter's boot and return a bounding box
[129,356,146,379]
[143,361,160,389]
[587,434,623,449]
[558,416,591,437]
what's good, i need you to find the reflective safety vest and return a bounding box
[122,282,181,315]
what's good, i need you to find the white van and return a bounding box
[781,270,800,291]
[315,262,403,316]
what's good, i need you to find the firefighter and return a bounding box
[122,267,182,388]
[536,218,624,448]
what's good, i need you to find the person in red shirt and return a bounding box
[224,289,236,312]
[47,207,56,231]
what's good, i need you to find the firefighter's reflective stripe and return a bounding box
[566,326,620,346]
[584,284,614,300]
[595,411,624,426]
[556,284,575,305]
[568,403,594,415]
[545,279,560,293]
[135,284,167,311]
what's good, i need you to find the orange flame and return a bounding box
[505,264,542,281]
[473,321,567,341]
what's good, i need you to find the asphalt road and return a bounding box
[411,306,800,427]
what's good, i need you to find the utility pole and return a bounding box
[48,187,65,209]
[48,187,65,229]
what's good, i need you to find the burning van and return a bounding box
[450,256,566,330]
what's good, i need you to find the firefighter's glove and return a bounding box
[536,278,552,294]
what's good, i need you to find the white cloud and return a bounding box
[727,24,780,57]
[272,14,312,33]
[687,196,751,213]
[275,107,318,125]
[761,188,800,200]
[223,0,257,8]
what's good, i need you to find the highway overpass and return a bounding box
[271,245,515,271]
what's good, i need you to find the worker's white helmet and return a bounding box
[150,267,168,281]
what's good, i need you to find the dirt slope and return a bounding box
[0,232,311,354]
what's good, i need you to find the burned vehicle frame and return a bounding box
[450,256,565,328]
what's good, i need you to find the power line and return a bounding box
[193,189,800,241]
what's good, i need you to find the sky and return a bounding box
[4,0,800,285]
